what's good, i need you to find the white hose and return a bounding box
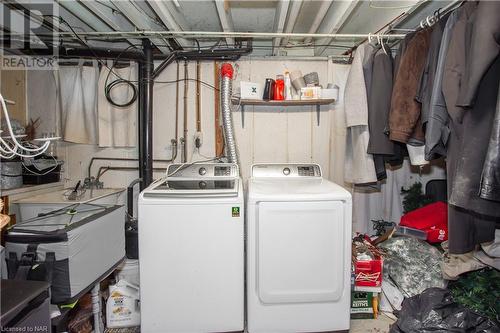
[91,283,103,333]
[0,93,55,159]
[221,74,239,165]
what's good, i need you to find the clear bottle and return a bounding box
[284,71,293,100]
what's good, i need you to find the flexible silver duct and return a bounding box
[221,64,239,166]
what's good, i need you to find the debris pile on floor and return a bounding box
[351,193,500,332]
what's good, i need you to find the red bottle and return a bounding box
[274,75,285,100]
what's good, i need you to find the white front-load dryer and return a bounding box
[246,164,352,333]
[138,163,244,333]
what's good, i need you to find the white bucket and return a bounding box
[106,280,141,328]
[116,259,139,286]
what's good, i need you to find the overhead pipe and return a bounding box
[220,63,238,166]
[15,43,252,63]
[39,31,406,39]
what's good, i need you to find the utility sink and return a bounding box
[13,188,126,220]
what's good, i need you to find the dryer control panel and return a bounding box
[251,164,322,178]
[167,163,239,179]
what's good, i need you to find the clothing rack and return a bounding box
[344,0,464,55]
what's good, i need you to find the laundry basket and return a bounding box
[5,203,126,304]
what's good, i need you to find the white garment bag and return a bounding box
[58,60,99,144]
[97,61,137,147]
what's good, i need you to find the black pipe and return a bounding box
[127,178,142,218]
[96,166,168,182]
[138,60,145,190]
[140,39,154,190]
[12,44,253,62]
[87,157,175,179]
[152,52,177,80]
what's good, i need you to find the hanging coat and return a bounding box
[416,17,447,128]
[344,43,377,185]
[454,0,500,203]
[363,42,387,180]
[425,10,460,161]
[480,86,500,202]
[389,28,432,144]
[442,1,498,254]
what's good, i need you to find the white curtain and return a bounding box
[57,60,99,144]
[27,70,59,136]
[97,61,137,147]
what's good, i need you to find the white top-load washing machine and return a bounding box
[247,164,352,333]
[138,163,244,333]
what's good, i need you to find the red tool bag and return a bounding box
[399,201,448,243]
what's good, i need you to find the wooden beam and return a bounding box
[215,0,235,46]
[147,0,192,49]
[315,0,361,56]
[280,0,303,46]
[272,0,290,55]
[110,0,171,53]
[304,1,333,44]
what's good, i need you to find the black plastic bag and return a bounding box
[390,288,500,333]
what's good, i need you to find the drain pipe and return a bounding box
[139,39,154,190]
[220,63,239,166]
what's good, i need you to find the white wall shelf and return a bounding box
[231,98,336,127]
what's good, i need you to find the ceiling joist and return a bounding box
[315,0,361,56]
[304,1,333,44]
[147,0,192,49]
[109,0,171,53]
[215,0,235,46]
[272,0,290,55]
[280,0,303,46]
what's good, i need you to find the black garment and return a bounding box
[447,37,500,217]
[425,10,460,161]
[416,16,447,128]
[480,85,500,202]
[456,0,500,108]
[363,42,387,181]
[454,0,500,203]
[367,46,394,156]
[442,1,499,253]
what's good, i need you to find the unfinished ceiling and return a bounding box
[1,0,456,57]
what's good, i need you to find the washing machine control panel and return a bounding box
[167,163,239,178]
[252,164,322,178]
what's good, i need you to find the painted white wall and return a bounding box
[47,59,346,187]
[26,59,446,231]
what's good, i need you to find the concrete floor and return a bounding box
[350,313,396,333]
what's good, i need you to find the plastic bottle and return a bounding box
[284,71,293,100]
[274,74,285,100]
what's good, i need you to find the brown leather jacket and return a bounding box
[389,28,432,144]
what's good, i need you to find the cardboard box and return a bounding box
[351,291,378,319]
[300,86,321,100]
[353,256,383,289]
[240,81,263,100]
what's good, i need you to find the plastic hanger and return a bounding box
[377,34,388,55]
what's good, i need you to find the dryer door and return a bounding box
[257,200,345,304]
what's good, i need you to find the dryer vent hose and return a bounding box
[220,63,239,166]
